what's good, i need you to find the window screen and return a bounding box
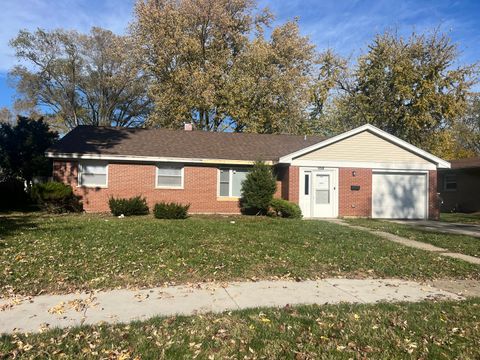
[231,169,248,197]
[157,165,183,188]
[219,169,230,196]
[219,168,249,197]
[79,161,108,187]
[315,174,330,204]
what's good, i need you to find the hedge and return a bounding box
[108,196,149,216]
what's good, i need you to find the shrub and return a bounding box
[153,202,190,219]
[270,198,302,219]
[31,181,83,213]
[108,196,149,216]
[240,161,277,215]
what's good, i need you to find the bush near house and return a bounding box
[270,198,302,219]
[240,161,277,215]
[31,182,83,213]
[108,196,149,216]
[153,202,189,219]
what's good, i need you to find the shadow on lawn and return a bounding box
[0,213,39,239]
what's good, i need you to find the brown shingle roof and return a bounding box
[449,156,480,169]
[48,126,324,162]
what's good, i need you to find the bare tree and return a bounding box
[10,27,151,130]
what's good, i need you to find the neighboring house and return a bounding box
[438,157,480,213]
[46,124,450,219]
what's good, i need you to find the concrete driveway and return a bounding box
[392,220,480,238]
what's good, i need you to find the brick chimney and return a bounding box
[184,123,193,131]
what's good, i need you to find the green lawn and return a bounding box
[1,213,480,297]
[440,212,480,225]
[346,218,480,258]
[1,299,479,359]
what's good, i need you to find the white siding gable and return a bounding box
[295,130,432,165]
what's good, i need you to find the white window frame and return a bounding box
[444,174,457,192]
[217,167,249,198]
[155,164,184,189]
[78,161,108,188]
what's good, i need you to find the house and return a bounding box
[438,157,480,213]
[46,124,450,219]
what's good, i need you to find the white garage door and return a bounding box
[372,172,427,219]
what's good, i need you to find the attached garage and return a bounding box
[278,124,450,220]
[372,172,427,219]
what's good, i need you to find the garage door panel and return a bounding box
[372,172,427,219]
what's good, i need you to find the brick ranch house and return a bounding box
[46,124,450,219]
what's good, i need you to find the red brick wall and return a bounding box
[53,161,77,185]
[428,170,439,220]
[53,160,438,219]
[286,166,299,203]
[338,168,372,217]
[53,161,241,213]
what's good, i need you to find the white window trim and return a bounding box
[444,174,457,192]
[155,164,184,189]
[77,161,109,188]
[217,167,248,198]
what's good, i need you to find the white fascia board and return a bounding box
[291,159,437,170]
[45,152,273,166]
[371,169,429,174]
[279,124,451,169]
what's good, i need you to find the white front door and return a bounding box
[300,168,338,218]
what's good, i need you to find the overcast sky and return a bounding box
[1,0,479,109]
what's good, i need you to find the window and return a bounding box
[315,173,330,204]
[78,161,108,187]
[156,165,183,188]
[218,168,249,197]
[304,173,310,195]
[444,174,457,191]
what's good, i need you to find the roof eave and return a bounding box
[45,152,275,166]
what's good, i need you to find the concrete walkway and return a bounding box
[0,279,464,334]
[392,220,480,238]
[329,219,480,265]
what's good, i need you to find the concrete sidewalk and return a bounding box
[0,279,464,334]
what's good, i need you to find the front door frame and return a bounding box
[299,167,339,218]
